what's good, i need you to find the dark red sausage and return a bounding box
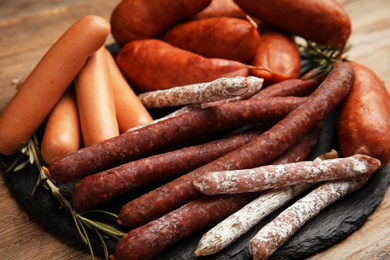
[48,96,305,184]
[118,62,354,228]
[113,193,259,260]
[72,126,267,212]
[251,76,324,99]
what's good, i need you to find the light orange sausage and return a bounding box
[75,47,119,147]
[0,15,110,155]
[337,62,390,165]
[41,87,81,164]
[104,48,153,133]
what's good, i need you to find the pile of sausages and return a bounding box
[1,0,390,259]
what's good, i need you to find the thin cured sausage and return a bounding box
[193,154,380,195]
[248,176,369,259]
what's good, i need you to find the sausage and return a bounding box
[110,0,212,47]
[117,62,354,228]
[248,176,369,260]
[74,46,119,146]
[138,76,250,109]
[48,96,304,184]
[190,0,248,20]
[162,17,260,63]
[104,48,153,133]
[115,39,251,93]
[0,15,110,155]
[194,124,323,256]
[193,154,380,195]
[251,77,324,99]
[72,125,267,212]
[337,62,390,165]
[40,87,81,164]
[233,0,351,48]
[113,193,259,260]
[250,25,301,85]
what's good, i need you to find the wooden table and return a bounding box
[1,0,389,259]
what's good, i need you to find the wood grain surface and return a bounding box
[1,0,390,259]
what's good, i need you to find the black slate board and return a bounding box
[1,109,390,260]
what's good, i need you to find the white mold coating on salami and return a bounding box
[248,177,369,259]
[193,154,380,195]
[138,76,252,109]
[195,184,310,256]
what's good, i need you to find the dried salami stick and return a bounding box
[113,193,260,260]
[138,76,251,109]
[48,96,302,184]
[193,154,381,195]
[194,126,323,256]
[125,76,265,132]
[168,76,265,114]
[118,63,354,228]
[248,176,370,260]
[71,126,267,212]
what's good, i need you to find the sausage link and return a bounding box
[117,62,354,228]
[72,126,267,212]
[113,193,259,260]
[193,154,380,195]
[48,96,304,184]
[248,177,369,260]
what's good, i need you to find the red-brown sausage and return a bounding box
[250,25,301,85]
[71,126,267,212]
[162,17,260,63]
[113,193,259,260]
[251,77,324,99]
[233,0,351,48]
[48,96,305,184]
[117,62,354,228]
[337,62,390,165]
[110,0,212,46]
[116,39,251,93]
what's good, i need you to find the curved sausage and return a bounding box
[0,15,110,155]
[162,17,260,63]
[337,62,390,165]
[116,39,251,93]
[233,0,351,48]
[250,25,301,85]
[110,0,212,46]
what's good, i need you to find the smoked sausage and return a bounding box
[0,15,110,155]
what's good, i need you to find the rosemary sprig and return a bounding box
[6,135,126,260]
[299,38,351,79]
